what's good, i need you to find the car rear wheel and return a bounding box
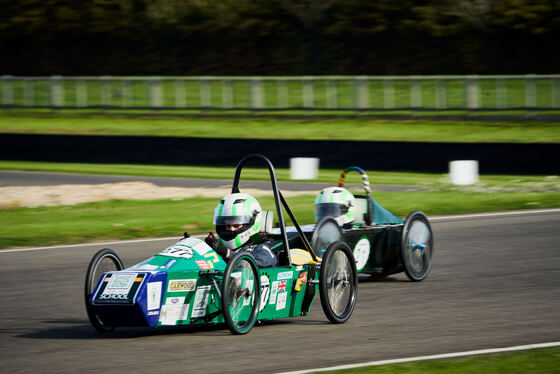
[84,248,124,332]
[319,241,358,324]
[222,252,261,335]
[402,211,434,281]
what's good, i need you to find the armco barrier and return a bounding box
[1,134,558,174]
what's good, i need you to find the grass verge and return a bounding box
[2,189,559,248]
[312,346,560,374]
[1,114,559,143]
[1,160,559,187]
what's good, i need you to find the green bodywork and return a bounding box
[128,237,318,327]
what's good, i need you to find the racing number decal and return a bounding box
[259,275,270,312]
[353,237,371,271]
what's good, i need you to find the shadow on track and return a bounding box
[14,318,301,340]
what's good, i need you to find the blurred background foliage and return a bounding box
[1,0,559,75]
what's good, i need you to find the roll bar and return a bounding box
[338,166,371,196]
[231,154,317,265]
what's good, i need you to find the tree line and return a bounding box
[1,0,558,75]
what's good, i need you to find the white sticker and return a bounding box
[353,238,371,271]
[276,292,287,310]
[192,286,211,318]
[159,297,189,325]
[160,242,195,259]
[269,281,279,305]
[277,271,293,280]
[104,273,135,295]
[167,279,197,292]
[259,276,270,311]
[130,264,159,271]
[147,282,162,310]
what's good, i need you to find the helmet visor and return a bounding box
[214,215,254,226]
[315,203,348,221]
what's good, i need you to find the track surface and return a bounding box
[0,170,418,191]
[1,211,559,373]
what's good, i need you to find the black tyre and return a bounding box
[401,211,434,281]
[319,241,358,324]
[221,252,261,335]
[312,217,343,259]
[84,248,124,332]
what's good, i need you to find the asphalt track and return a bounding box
[0,170,419,191]
[1,210,559,374]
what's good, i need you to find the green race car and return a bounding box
[84,154,358,334]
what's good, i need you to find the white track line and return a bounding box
[277,342,560,374]
[429,208,560,222]
[0,235,206,254]
[2,209,559,254]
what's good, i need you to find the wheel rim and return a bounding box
[325,249,353,317]
[404,219,432,278]
[89,255,120,294]
[226,258,258,331]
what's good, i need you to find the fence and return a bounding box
[1,75,560,114]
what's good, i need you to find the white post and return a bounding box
[303,77,314,109]
[411,77,422,108]
[383,80,394,109]
[356,76,368,109]
[50,76,64,107]
[436,80,446,109]
[149,77,162,108]
[449,160,479,185]
[251,77,263,109]
[290,158,320,180]
[466,75,479,110]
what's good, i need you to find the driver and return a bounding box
[314,186,356,229]
[205,193,277,267]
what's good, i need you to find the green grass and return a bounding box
[1,161,559,188]
[1,114,560,143]
[2,188,559,248]
[313,347,560,374]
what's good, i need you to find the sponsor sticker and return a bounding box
[147,311,159,316]
[269,281,279,305]
[105,273,136,294]
[94,273,145,304]
[195,260,212,270]
[204,252,221,263]
[160,243,194,259]
[276,292,287,310]
[353,237,371,271]
[167,279,197,292]
[259,275,270,311]
[184,237,212,256]
[160,259,177,270]
[159,297,189,325]
[294,272,307,292]
[147,282,162,310]
[277,271,293,280]
[192,286,211,318]
[132,264,159,271]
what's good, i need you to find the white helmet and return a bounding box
[213,193,262,249]
[314,187,355,227]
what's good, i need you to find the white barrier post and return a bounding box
[449,160,479,185]
[290,158,319,180]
